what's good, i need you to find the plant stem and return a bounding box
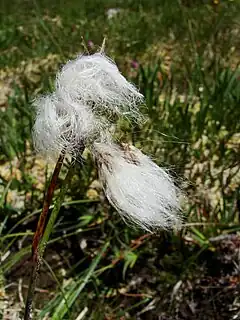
[39,162,76,256]
[24,143,85,319]
[24,154,65,320]
[32,154,64,256]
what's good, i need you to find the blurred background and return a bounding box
[0,0,240,319]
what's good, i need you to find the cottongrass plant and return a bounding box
[24,48,182,319]
[93,141,181,231]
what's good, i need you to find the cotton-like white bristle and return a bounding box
[33,53,145,158]
[32,94,100,158]
[93,141,181,231]
[56,53,144,121]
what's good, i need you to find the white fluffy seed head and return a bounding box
[33,52,145,158]
[56,53,144,122]
[93,141,182,231]
[32,94,101,158]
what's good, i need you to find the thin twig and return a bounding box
[81,36,89,54]
[100,37,106,53]
[75,307,88,320]
[18,278,24,306]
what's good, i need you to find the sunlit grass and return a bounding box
[0,0,240,319]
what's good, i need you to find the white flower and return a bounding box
[93,141,181,231]
[56,53,144,122]
[33,52,144,158]
[32,94,100,158]
[32,51,183,230]
[106,8,122,19]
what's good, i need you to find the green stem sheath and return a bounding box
[32,154,64,256]
[24,158,75,320]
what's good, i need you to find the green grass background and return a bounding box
[0,0,240,319]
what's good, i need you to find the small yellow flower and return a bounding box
[86,188,99,200]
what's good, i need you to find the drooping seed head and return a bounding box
[93,141,182,231]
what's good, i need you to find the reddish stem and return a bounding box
[24,154,64,320]
[32,154,64,258]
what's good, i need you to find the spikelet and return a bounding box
[32,53,144,158]
[32,51,182,230]
[32,94,100,158]
[56,53,144,122]
[92,141,181,231]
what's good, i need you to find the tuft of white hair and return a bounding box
[32,52,145,158]
[32,94,101,158]
[56,53,144,122]
[92,141,182,231]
